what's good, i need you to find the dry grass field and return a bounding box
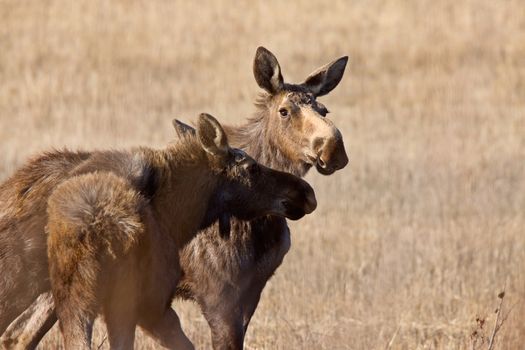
[1,1,524,349]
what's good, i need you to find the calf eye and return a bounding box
[279,108,289,117]
[234,151,246,163]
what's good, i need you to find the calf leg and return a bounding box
[139,308,194,350]
[102,270,139,350]
[50,255,98,350]
[56,310,94,350]
[105,310,136,350]
[0,292,56,350]
[49,260,96,350]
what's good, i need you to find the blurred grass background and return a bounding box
[0,0,524,349]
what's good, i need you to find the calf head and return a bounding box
[253,46,349,175]
[191,113,317,235]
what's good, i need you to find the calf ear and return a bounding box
[301,56,348,97]
[253,47,284,94]
[197,113,229,157]
[172,119,196,138]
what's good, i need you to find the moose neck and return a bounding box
[224,96,312,177]
[150,141,219,247]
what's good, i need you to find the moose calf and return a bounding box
[46,114,316,349]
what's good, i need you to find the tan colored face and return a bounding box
[271,90,348,175]
[252,46,349,175]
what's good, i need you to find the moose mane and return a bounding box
[164,132,208,167]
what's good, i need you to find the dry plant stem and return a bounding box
[385,324,400,350]
[487,288,505,350]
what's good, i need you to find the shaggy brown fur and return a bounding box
[0,150,90,337]
[46,113,316,349]
[1,47,347,350]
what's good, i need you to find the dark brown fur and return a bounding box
[1,47,348,350]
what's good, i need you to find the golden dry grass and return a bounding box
[1,1,524,349]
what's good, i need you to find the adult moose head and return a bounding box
[246,46,349,176]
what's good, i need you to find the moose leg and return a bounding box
[240,288,263,335]
[0,292,57,350]
[105,311,136,350]
[139,308,194,350]
[202,301,244,350]
[103,276,139,350]
[55,310,94,350]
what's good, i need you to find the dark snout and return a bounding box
[280,177,317,220]
[316,136,349,175]
[303,183,317,214]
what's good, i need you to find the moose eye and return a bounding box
[279,108,289,117]
[244,161,259,175]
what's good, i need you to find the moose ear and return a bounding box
[172,119,196,138]
[197,113,229,157]
[301,56,348,97]
[253,46,284,94]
